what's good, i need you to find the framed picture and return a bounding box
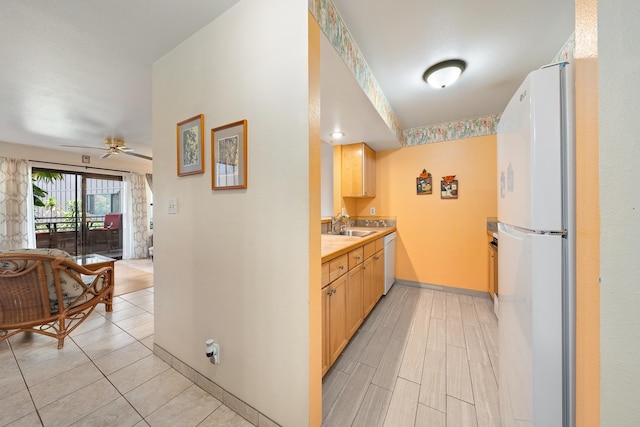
[441,176,458,199]
[211,119,247,190]
[176,114,205,176]
[417,177,432,194]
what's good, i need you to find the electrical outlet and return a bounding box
[370,207,376,215]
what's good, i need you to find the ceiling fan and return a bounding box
[62,137,152,161]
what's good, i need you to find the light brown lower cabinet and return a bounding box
[346,264,364,337]
[321,237,387,376]
[362,256,376,316]
[322,274,348,376]
[373,249,385,301]
[363,249,384,317]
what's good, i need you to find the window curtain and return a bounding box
[0,157,34,250]
[122,172,149,259]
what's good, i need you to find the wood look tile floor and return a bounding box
[0,259,253,427]
[322,284,501,427]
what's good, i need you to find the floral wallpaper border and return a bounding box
[403,114,501,146]
[309,0,405,145]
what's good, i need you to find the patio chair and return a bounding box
[91,213,122,250]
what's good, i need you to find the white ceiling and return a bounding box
[0,0,575,160]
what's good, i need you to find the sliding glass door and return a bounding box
[33,168,124,258]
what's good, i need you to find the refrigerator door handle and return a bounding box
[500,223,567,236]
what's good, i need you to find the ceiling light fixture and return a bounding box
[330,131,345,139]
[423,59,466,89]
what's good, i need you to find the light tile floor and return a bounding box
[322,284,501,427]
[0,287,253,426]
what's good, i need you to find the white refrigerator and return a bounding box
[497,62,575,427]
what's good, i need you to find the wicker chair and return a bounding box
[0,250,113,349]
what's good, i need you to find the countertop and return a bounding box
[321,226,396,263]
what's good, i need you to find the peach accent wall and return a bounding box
[308,12,322,427]
[356,135,497,292]
[575,0,599,425]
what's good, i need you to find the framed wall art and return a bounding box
[441,175,458,199]
[177,114,205,176]
[211,119,247,190]
[417,169,432,195]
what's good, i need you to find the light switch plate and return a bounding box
[168,198,178,214]
[370,207,376,215]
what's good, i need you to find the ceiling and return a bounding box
[0,0,574,160]
[323,0,575,149]
[0,0,241,164]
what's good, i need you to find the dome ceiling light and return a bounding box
[423,59,466,89]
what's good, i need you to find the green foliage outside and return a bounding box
[32,170,63,207]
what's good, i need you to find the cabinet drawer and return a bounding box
[321,261,330,287]
[329,254,348,282]
[348,247,364,270]
[375,237,384,252]
[363,241,376,260]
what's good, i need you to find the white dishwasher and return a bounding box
[383,232,396,295]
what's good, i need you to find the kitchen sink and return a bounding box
[327,230,376,238]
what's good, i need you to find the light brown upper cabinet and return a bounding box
[341,142,376,198]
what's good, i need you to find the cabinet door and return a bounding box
[373,249,385,301]
[341,142,376,198]
[346,264,364,338]
[363,144,376,197]
[362,256,376,316]
[328,275,348,365]
[322,285,330,376]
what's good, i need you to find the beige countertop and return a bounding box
[321,226,396,263]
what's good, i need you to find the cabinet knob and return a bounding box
[338,265,344,270]
[362,266,366,270]
[355,255,360,260]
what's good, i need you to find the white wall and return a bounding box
[152,1,310,425]
[599,0,640,424]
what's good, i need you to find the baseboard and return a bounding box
[153,344,280,427]
[394,279,493,300]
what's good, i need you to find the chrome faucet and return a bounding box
[331,212,350,233]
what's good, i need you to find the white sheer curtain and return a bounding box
[122,172,149,259]
[0,157,34,250]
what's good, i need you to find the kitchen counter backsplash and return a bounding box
[321,216,397,234]
[352,216,396,228]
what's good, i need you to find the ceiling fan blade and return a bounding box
[116,146,134,152]
[100,152,113,159]
[125,151,153,161]
[61,144,108,151]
